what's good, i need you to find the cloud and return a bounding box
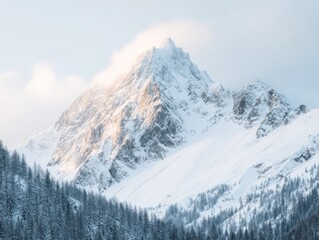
[26,63,87,102]
[93,19,212,86]
[0,64,88,148]
[0,70,20,92]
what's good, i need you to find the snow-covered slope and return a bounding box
[105,110,319,209]
[17,39,316,220]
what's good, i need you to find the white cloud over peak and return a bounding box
[93,19,212,87]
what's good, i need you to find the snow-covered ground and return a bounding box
[105,109,319,215]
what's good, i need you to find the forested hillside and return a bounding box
[0,141,197,240]
[2,139,319,239]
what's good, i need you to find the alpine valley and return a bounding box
[13,39,319,239]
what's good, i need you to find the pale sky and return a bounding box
[0,0,318,148]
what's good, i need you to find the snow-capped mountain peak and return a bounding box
[19,39,219,190]
[128,38,208,89]
[17,40,315,221]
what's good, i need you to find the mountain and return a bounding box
[17,39,319,223]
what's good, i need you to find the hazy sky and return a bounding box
[0,0,318,148]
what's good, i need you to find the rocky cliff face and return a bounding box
[18,39,306,192]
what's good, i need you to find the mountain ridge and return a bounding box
[17,40,317,222]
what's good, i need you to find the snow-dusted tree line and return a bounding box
[163,164,319,239]
[0,141,199,239]
[1,139,319,239]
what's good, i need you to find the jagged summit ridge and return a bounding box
[127,38,208,90]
